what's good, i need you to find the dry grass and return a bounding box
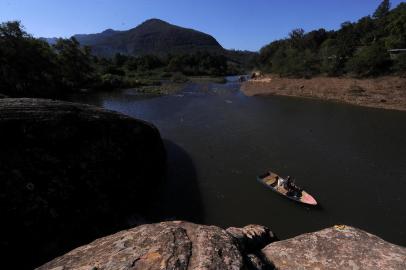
[241,75,406,111]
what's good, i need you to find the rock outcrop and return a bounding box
[262,225,406,270]
[226,224,276,253]
[38,223,406,270]
[0,98,166,269]
[37,221,276,270]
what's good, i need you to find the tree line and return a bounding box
[1,1,405,98]
[256,0,406,77]
[0,21,237,98]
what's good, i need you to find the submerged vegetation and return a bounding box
[0,21,244,98]
[256,0,406,77]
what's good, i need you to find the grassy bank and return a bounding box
[104,74,228,96]
[241,75,406,111]
[188,76,227,84]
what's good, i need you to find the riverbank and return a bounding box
[241,75,406,111]
[97,75,228,96]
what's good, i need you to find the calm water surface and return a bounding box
[70,77,406,245]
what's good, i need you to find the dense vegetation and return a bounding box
[256,0,406,77]
[2,1,404,98]
[0,21,245,98]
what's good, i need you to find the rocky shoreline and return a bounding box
[241,75,406,111]
[1,98,405,269]
[37,221,406,270]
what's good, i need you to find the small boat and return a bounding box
[257,171,317,205]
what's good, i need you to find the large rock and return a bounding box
[36,222,406,270]
[37,221,265,270]
[226,225,276,253]
[262,225,406,270]
[0,98,166,269]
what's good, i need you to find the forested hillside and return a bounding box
[256,0,406,77]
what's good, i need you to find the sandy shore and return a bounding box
[241,75,406,111]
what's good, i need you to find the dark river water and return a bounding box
[70,76,406,246]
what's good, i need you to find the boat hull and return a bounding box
[257,172,317,205]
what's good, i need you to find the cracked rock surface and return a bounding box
[261,225,406,270]
[226,224,276,253]
[37,221,247,270]
[37,223,406,270]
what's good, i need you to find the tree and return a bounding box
[0,21,60,97]
[355,16,377,45]
[319,38,343,75]
[384,3,406,48]
[0,21,26,38]
[373,0,391,19]
[345,42,391,76]
[257,40,285,72]
[54,37,95,89]
[255,1,406,77]
[289,28,305,49]
[394,53,406,73]
[303,29,329,52]
[113,53,128,67]
[167,52,227,76]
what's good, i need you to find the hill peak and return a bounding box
[72,19,223,57]
[102,28,115,34]
[141,18,170,25]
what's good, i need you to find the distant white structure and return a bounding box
[388,49,406,59]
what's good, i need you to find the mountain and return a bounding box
[72,19,224,57]
[40,37,59,45]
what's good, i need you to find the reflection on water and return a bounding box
[70,76,406,245]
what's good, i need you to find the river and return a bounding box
[70,76,406,246]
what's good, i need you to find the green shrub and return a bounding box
[394,53,406,73]
[345,43,392,76]
[256,1,406,78]
[171,72,189,83]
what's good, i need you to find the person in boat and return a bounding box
[270,175,278,187]
[285,176,293,190]
[296,188,303,198]
[288,177,303,198]
[276,175,284,187]
[284,176,299,196]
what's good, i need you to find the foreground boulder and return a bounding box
[226,224,276,253]
[37,221,276,270]
[0,98,166,269]
[262,225,406,270]
[37,222,406,270]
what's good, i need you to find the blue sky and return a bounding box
[0,0,404,51]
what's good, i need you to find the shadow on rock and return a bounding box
[0,98,166,269]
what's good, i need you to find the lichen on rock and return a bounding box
[261,225,406,270]
[37,223,406,270]
[37,221,249,270]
